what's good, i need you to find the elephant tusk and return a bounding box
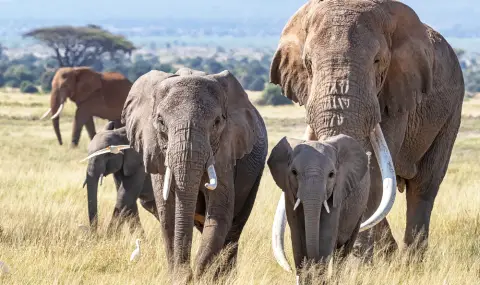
[39,108,51,120]
[293,198,301,211]
[50,103,64,119]
[359,124,397,232]
[272,192,292,272]
[99,174,104,186]
[204,164,217,190]
[82,178,87,189]
[163,166,172,201]
[323,200,330,214]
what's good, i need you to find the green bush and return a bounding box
[248,77,266,91]
[40,70,55,93]
[20,81,39,93]
[256,84,293,106]
[4,65,35,87]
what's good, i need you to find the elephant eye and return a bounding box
[291,169,298,176]
[328,171,335,178]
[214,116,221,127]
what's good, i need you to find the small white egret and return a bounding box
[0,261,10,274]
[130,239,141,262]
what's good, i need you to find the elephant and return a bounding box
[81,122,158,234]
[270,0,464,271]
[268,135,371,278]
[121,67,268,282]
[39,67,132,147]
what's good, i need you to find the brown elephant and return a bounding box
[121,68,268,282]
[269,0,464,273]
[39,67,132,147]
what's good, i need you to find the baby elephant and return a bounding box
[268,135,370,278]
[81,124,158,233]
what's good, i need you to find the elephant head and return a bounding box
[269,0,432,268]
[81,127,140,229]
[121,69,258,270]
[40,67,102,145]
[268,135,368,269]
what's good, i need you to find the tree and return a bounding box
[257,84,293,106]
[248,77,266,91]
[23,25,136,67]
[20,81,39,94]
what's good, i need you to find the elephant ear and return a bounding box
[269,1,311,106]
[121,70,177,174]
[73,67,102,103]
[267,137,304,191]
[210,70,265,167]
[175,67,207,76]
[379,2,434,116]
[324,135,368,208]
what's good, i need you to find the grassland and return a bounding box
[0,89,480,284]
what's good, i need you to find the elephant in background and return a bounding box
[270,0,464,270]
[121,68,268,282]
[40,67,132,147]
[81,122,158,234]
[268,136,370,278]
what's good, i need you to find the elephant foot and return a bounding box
[70,142,79,148]
[172,264,193,285]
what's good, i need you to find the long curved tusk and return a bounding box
[323,201,330,214]
[272,192,292,272]
[293,198,301,211]
[79,145,131,162]
[204,164,217,190]
[39,108,51,120]
[359,124,397,232]
[50,104,64,119]
[163,166,172,201]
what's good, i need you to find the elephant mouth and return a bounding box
[271,123,397,272]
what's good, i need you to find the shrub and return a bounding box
[20,81,39,93]
[256,84,292,106]
[40,70,55,93]
[248,77,266,91]
[4,65,35,87]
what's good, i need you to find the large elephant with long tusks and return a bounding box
[269,0,464,275]
[121,68,268,282]
[81,123,158,234]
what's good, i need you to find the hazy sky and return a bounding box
[0,0,476,29]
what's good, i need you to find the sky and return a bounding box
[0,0,477,30]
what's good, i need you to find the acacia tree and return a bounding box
[23,25,135,67]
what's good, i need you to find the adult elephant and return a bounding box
[121,68,268,282]
[81,122,158,234]
[40,67,132,147]
[270,0,464,272]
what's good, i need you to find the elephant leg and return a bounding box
[151,173,176,272]
[223,172,263,270]
[85,116,96,140]
[140,199,159,221]
[403,114,460,257]
[71,108,91,147]
[194,181,235,277]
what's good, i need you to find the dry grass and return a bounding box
[0,90,479,284]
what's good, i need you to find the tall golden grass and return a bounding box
[0,90,479,284]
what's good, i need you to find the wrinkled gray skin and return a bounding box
[268,135,370,274]
[84,123,158,233]
[121,68,268,282]
[270,0,464,259]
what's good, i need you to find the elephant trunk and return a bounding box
[85,173,100,229]
[50,89,65,145]
[166,124,211,272]
[302,181,325,263]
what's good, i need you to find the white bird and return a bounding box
[0,261,10,274]
[80,145,131,162]
[130,239,141,262]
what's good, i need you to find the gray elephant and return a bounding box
[81,123,158,233]
[270,0,464,270]
[121,68,268,281]
[268,135,370,279]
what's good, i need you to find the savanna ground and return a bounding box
[0,89,480,285]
